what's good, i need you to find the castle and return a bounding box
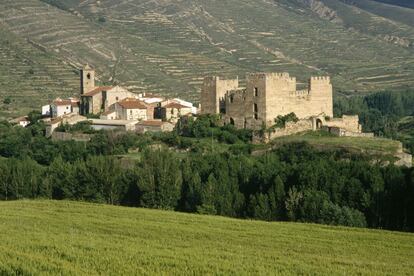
[201,72,369,138]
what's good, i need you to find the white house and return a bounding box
[50,98,80,118]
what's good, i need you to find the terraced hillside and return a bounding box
[0,26,79,118]
[1,200,413,274]
[1,0,414,117]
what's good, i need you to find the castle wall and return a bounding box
[259,73,297,125]
[201,76,239,114]
[325,115,361,133]
[308,77,333,118]
[224,89,251,129]
[201,73,334,130]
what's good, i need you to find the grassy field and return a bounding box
[0,200,413,275]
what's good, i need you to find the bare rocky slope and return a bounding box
[1,0,414,117]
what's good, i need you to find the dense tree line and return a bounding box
[335,89,414,153]
[1,120,413,231]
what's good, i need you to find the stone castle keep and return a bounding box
[200,72,373,140]
[201,72,333,129]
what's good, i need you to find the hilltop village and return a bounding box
[12,65,374,140]
[11,65,197,136]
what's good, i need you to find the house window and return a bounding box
[116,97,119,101]
[254,87,259,97]
[130,110,133,115]
[171,108,174,115]
[66,106,69,110]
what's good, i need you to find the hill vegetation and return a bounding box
[1,0,414,117]
[1,112,414,231]
[0,200,413,274]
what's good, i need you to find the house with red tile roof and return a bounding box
[114,98,154,121]
[158,100,193,122]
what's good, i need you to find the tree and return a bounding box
[285,187,303,221]
[197,174,217,215]
[138,150,183,210]
[268,176,286,220]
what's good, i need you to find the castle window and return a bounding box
[254,87,259,97]
[116,97,119,101]
[254,103,259,120]
[230,95,234,103]
[244,118,247,129]
[87,73,91,80]
[230,118,235,125]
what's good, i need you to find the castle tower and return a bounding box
[308,76,333,118]
[246,72,297,127]
[80,64,95,95]
[201,76,239,114]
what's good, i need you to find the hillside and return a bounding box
[0,200,413,274]
[1,0,414,117]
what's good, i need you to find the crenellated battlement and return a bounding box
[204,76,239,83]
[310,76,331,83]
[247,72,295,81]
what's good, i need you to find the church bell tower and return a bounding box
[80,64,95,95]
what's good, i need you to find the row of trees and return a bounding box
[1,142,413,231]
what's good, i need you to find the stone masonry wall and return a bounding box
[216,73,333,130]
[201,76,239,114]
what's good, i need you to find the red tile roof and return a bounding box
[163,102,189,109]
[53,99,72,106]
[82,86,113,97]
[117,98,148,109]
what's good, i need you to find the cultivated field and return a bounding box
[0,200,413,275]
[1,0,414,118]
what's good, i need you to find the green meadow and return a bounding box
[0,200,413,275]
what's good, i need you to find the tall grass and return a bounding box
[0,200,413,274]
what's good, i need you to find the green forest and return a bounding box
[0,89,414,232]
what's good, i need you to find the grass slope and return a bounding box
[0,200,413,274]
[1,0,414,118]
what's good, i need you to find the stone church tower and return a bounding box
[80,64,95,94]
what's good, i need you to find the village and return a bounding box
[11,64,197,137]
[10,64,376,141]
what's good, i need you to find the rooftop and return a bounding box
[117,98,148,109]
[83,86,113,97]
[163,102,189,109]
